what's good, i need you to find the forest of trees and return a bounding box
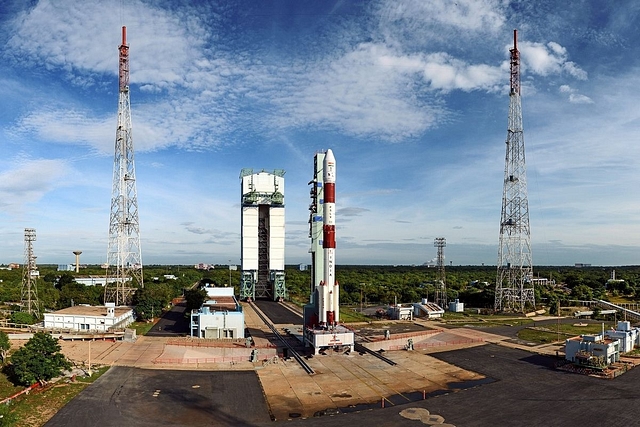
[0,264,639,320]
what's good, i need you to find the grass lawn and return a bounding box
[339,309,370,323]
[129,321,156,336]
[517,321,617,344]
[6,366,110,427]
[443,312,535,328]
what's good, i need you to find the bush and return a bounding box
[9,312,36,325]
[9,332,71,386]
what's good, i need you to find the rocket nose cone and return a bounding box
[324,149,335,163]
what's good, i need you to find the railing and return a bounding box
[153,355,254,364]
[385,338,484,351]
[596,300,640,322]
[367,329,443,343]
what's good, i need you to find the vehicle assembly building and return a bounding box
[239,169,286,301]
[303,149,354,354]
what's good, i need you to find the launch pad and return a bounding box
[303,324,355,355]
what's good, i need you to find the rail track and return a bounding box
[249,301,315,375]
[353,342,398,366]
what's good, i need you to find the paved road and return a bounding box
[45,367,272,427]
[254,299,302,325]
[146,303,190,337]
[47,344,640,427]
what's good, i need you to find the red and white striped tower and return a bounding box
[322,149,338,326]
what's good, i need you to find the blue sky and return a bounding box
[0,0,638,266]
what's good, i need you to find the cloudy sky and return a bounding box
[0,0,638,267]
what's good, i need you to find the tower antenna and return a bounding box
[21,228,40,318]
[495,29,534,312]
[105,26,143,306]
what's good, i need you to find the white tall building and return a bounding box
[239,169,286,301]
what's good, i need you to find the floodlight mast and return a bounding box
[434,237,447,307]
[495,30,534,312]
[105,26,143,306]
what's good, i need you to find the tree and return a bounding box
[133,284,172,321]
[9,332,71,386]
[10,311,35,325]
[0,331,10,363]
[184,288,207,313]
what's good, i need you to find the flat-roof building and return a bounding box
[190,286,245,339]
[43,303,134,332]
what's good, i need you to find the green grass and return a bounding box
[7,366,110,427]
[442,312,535,328]
[0,368,24,400]
[339,309,370,323]
[517,322,616,344]
[128,321,156,336]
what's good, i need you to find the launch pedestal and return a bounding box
[304,325,354,355]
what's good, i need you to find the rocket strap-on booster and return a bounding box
[322,149,339,326]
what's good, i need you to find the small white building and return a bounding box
[389,304,414,320]
[449,299,464,313]
[43,303,134,332]
[565,334,620,366]
[190,286,245,339]
[74,276,109,286]
[413,298,445,319]
[605,321,640,353]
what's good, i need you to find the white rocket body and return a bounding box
[321,149,338,326]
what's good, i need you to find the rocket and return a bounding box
[322,149,339,326]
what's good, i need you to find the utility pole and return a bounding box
[21,228,40,318]
[495,29,534,312]
[105,26,143,306]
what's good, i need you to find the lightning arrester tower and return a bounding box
[105,26,143,306]
[21,228,40,318]
[434,237,447,307]
[495,29,534,312]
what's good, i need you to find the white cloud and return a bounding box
[519,41,587,80]
[378,0,506,33]
[558,85,593,104]
[14,108,114,154]
[0,158,69,212]
[6,0,209,90]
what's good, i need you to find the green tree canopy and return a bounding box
[0,331,10,363]
[10,311,36,325]
[9,332,71,386]
[184,288,207,313]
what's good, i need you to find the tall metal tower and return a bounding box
[240,169,286,301]
[434,237,447,307]
[495,30,534,312]
[105,26,143,306]
[21,228,40,318]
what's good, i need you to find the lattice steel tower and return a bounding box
[105,26,143,305]
[21,228,40,318]
[495,30,534,312]
[434,237,447,306]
